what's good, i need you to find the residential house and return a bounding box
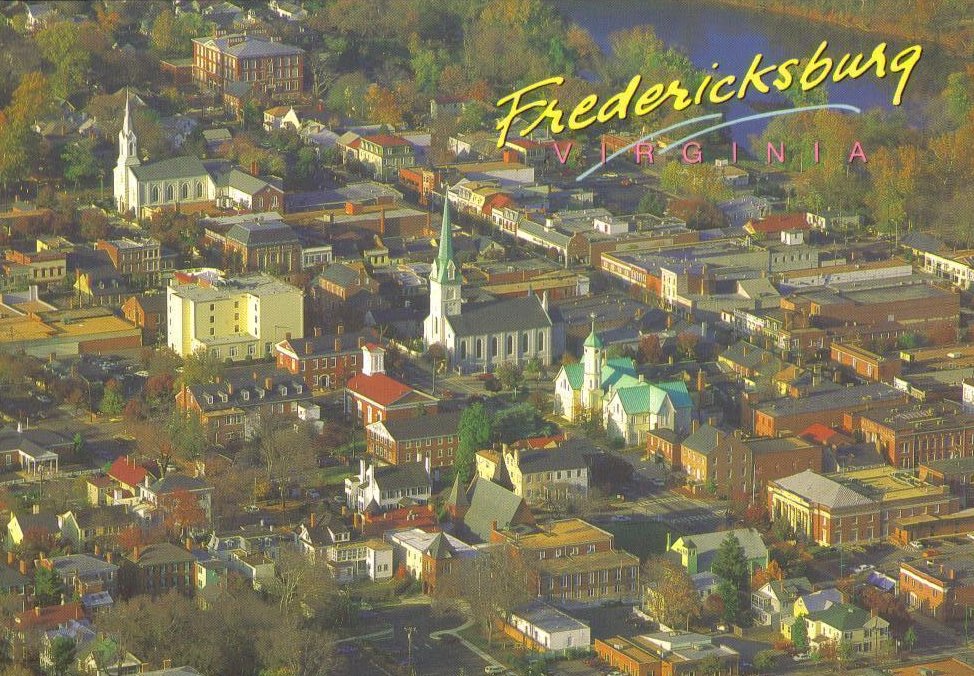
[751,577,813,628]
[58,506,135,551]
[40,554,119,599]
[140,474,215,524]
[345,458,432,513]
[366,411,461,471]
[7,508,59,548]
[480,439,591,505]
[274,328,371,390]
[667,528,768,577]
[900,555,974,623]
[355,134,416,181]
[800,602,891,656]
[603,379,693,446]
[10,604,85,662]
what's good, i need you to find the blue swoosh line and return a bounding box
[576,113,723,181]
[577,103,861,181]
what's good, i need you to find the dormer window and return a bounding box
[241,390,250,401]
[204,394,214,405]
[257,388,265,399]
[295,384,303,394]
[218,392,228,403]
[279,385,288,396]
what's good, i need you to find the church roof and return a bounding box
[433,197,456,284]
[443,472,468,509]
[130,156,210,182]
[446,294,551,337]
[584,328,604,349]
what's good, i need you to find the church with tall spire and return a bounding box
[423,192,554,371]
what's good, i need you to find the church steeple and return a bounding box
[433,193,456,283]
[117,89,139,168]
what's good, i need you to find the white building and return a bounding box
[166,273,303,361]
[344,458,431,513]
[425,196,554,371]
[383,527,475,581]
[508,600,591,652]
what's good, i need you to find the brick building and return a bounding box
[344,344,438,425]
[859,403,974,469]
[119,543,195,598]
[679,424,824,503]
[274,328,372,390]
[192,34,304,96]
[176,367,313,444]
[121,294,167,344]
[366,411,460,469]
[751,383,909,437]
[222,218,302,273]
[95,237,174,286]
[900,555,974,623]
[491,519,640,604]
[919,456,974,508]
[3,247,66,286]
[767,466,959,546]
[830,342,902,383]
[594,632,740,676]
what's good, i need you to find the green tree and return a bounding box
[36,21,91,99]
[753,649,778,673]
[711,533,750,591]
[902,625,917,652]
[716,579,740,625]
[495,361,524,398]
[46,635,75,676]
[99,385,125,417]
[792,617,809,652]
[456,402,491,482]
[34,566,63,606]
[700,654,721,676]
[180,348,224,387]
[62,138,101,188]
[637,190,667,216]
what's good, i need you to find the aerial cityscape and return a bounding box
[0,0,974,674]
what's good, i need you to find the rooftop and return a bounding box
[502,518,612,550]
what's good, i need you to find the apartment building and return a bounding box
[192,34,304,95]
[859,403,974,469]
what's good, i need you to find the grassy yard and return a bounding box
[316,464,355,487]
[604,520,676,561]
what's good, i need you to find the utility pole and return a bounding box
[405,624,416,674]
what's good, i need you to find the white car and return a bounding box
[610,515,632,522]
[792,653,810,662]
[853,564,875,574]
[484,666,505,675]
[909,541,924,550]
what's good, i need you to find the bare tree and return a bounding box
[642,556,701,629]
[255,417,317,509]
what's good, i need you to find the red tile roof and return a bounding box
[515,433,567,449]
[745,213,808,235]
[363,134,410,147]
[346,373,415,407]
[14,603,84,632]
[108,456,149,488]
[799,423,839,445]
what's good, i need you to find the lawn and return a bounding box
[603,520,677,560]
[317,464,355,487]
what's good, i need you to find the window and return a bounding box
[491,337,498,357]
[537,331,544,351]
[180,183,188,200]
[151,186,159,202]
[165,184,174,201]
[506,335,513,355]
[196,181,204,198]
[476,339,483,359]
[521,333,528,353]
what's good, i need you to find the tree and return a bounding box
[456,402,491,482]
[642,556,700,629]
[753,649,778,673]
[180,347,224,387]
[491,403,551,443]
[34,566,64,606]
[256,419,317,509]
[269,548,340,621]
[62,138,101,188]
[161,489,207,536]
[751,560,785,590]
[700,654,721,676]
[36,21,91,99]
[79,208,110,241]
[47,635,75,676]
[717,579,741,625]
[637,334,662,364]
[791,617,809,652]
[99,384,125,417]
[495,361,525,398]
[712,533,750,591]
[902,625,917,652]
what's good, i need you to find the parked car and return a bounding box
[909,540,924,549]
[853,564,875,574]
[485,666,506,674]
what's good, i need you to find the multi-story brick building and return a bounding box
[768,466,959,546]
[122,294,167,344]
[830,342,902,383]
[118,543,195,598]
[344,344,438,426]
[220,218,302,273]
[900,555,974,623]
[859,403,974,469]
[679,424,823,503]
[366,411,460,469]
[751,382,909,437]
[2,247,67,286]
[919,456,974,508]
[595,632,740,676]
[176,367,313,444]
[192,34,304,96]
[95,237,174,287]
[274,328,371,390]
[354,134,416,181]
[491,519,640,604]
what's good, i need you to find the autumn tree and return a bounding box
[751,560,785,590]
[160,489,207,537]
[36,21,93,99]
[642,556,700,629]
[255,419,317,509]
[179,348,224,387]
[637,334,663,364]
[495,361,525,398]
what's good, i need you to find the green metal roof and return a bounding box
[807,603,871,631]
[561,363,583,390]
[583,328,604,349]
[433,197,456,284]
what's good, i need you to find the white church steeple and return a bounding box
[114,90,140,214]
[424,192,461,349]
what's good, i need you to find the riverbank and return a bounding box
[707,0,967,54]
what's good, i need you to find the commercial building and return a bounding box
[505,600,591,653]
[751,382,908,437]
[594,632,740,676]
[274,328,371,390]
[166,274,303,361]
[900,554,974,623]
[192,34,304,96]
[768,467,959,546]
[344,344,438,425]
[859,403,974,469]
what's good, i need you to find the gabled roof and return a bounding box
[425,532,456,559]
[443,473,468,510]
[346,372,422,407]
[372,461,430,492]
[146,474,212,495]
[681,424,721,456]
[463,478,529,542]
[130,156,210,182]
[806,602,873,631]
[373,411,460,442]
[14,603,84,632]
[446,294,552,337]
[672,528,767,574]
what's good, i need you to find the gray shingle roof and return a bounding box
[373,461,430,492]
[446,295,551,338]
[678,528,767,574]
[377,411,461,442]
[225,220,297,247]
[681,424,721,456]
[49,554,119,580]
[147,474,211,495]
[773,469,873,509]
[463,478,527,542]
[130,156,210,182]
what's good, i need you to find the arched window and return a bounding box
[165,184,174,202]
[460,341,467,360]
[476,339,483,359]
[506,335,514,355]
[490,337,498,357]
[179,183,188,200]
[521,332,528,353]
[195,181,204,198]
[150,186,159,203]
[537,331,544,351]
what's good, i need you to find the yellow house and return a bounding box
[7,508,58,547]
[801,603,891,656]
[782,587,842,639]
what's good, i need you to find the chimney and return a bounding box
[491,520,498,533]
[314,327,321,337]
[185,537,193,551]
[34,606,40,617]
[18,560,27,575]
[31,504,39,515]
[337,324,344,335]
[358,337,365,348]
[310,512,316,529]
[106,551,113,564]
[94,545,101,557]
[305,342,313,355]
[359,458,366,480]
[691,419,700,434]
[133,546,140,561]
[334,337,341,352]
[285,332,292,340]
[697,369,706,392]
[250,160,259,176]
[227,381,233,395]
[265,377,273,390]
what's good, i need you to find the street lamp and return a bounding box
[405,624,416,673]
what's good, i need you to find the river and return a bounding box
[555,0,949,144]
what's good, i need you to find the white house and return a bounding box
[603,379,693,445]
[345,458,431,512]
[508,600,591,653]
[383,527,475,581]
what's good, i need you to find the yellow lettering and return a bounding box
[888,44,922,105]
[738,53,777,99]
[634,83,665,116]
[494,77,564,148]
[800,41,833,93]
[665,79,693,110]
[708,76,737,104]
[597,75,642,123]
[568,94,600,130]
[773,59,800,90]
[833,43,886,83]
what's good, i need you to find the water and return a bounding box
[555,0,947,144]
